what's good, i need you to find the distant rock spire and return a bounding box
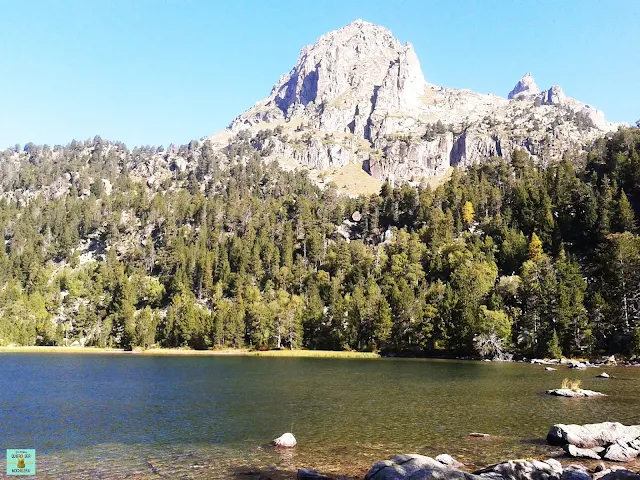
[508,72,539,99]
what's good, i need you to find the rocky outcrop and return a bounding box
[547,423,640,462]
[211,20,622,188]
[508,73,540,99]
[541,86,567,105]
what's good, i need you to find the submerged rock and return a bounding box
[546,389,606,398]
[272,432,297,448]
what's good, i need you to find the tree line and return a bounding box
[0,127,639,358]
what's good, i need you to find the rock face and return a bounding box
[547,422,640,462]
[508,73,540,99]
[272,432,296,447]
[211,20,621,188]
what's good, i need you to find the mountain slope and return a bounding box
[211,20,621,186]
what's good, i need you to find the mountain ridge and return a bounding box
[211,20,622,187]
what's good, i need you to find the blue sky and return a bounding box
[1,0,638,148]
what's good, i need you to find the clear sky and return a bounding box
[1,0,638,148]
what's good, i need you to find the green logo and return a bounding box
[6,449,35,476]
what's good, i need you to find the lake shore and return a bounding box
[0,345,380,358]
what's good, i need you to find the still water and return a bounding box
[0,354,638,479]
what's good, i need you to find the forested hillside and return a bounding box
[1,128,640,358]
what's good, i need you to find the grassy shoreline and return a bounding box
[0,345,380,358]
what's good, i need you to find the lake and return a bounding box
[0,354,639,479]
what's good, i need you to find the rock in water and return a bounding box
[545,367,558,371]
[547,422,640,448]
[568,360,587,369]
[273,432,297,447]
[546,389,606,398]
[598,372,610,378]
[508,72,540,99]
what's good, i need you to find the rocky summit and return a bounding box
[211,20,621,187]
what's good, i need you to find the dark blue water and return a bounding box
[0,354,638,479]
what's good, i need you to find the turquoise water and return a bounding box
[0,355,638,479]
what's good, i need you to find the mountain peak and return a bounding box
[508,72,539,99]
[231,20,426,134]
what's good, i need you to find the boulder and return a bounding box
[546,389,606,398]
[364,454,455,480]
[272,432,297,448]
[547,423,640,448]
[469,433,491,438]
[598,373,610,378]
[473,458,563,480]
[546,367,558,371]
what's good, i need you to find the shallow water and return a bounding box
[0,354,638,479]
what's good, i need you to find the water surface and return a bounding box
[0,355,638,479]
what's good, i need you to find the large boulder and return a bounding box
[547,423,640,448]
[365,454,480,480]
[548,423,640,462]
